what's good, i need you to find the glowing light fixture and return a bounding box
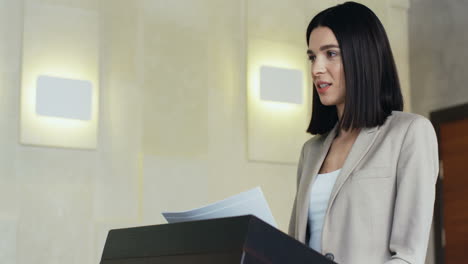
[247,39,310,163]
[36,75,92,120]
[260,66,303,104]
[20,2,98,149]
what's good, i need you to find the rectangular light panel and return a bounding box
[36,75,92,120]
[247,39,311,164]
[20,2,99,149]
[260,66,303,104]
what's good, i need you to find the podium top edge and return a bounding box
[101,215,263,260]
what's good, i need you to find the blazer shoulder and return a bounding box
[383,112,437,150]
[387,111,434,131]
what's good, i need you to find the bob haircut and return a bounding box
[306,1,403,135]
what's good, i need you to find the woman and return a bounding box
[288,2,439,264]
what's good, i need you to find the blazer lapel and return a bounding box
[326,126,381,211]
[296,124,338,242]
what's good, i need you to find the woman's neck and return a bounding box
[336,127,360,139]
[336,104,360,139]
[336,103,344,121]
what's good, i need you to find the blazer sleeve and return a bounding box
[385,117,439,264]
[288,143,306,238]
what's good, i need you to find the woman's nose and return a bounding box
[312,59,326,77]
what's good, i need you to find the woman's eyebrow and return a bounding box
[319,44,339,51]
[307,44,340,54]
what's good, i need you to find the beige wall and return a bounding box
[0,0,413,263]
[409,0,468,117]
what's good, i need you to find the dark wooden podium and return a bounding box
[100,215,335,264]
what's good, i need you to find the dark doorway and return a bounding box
[430,103,468,264]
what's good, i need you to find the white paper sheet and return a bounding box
[162,187,277,227]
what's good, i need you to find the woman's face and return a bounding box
[307,26,346,108]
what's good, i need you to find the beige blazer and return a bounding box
[289,111,439,264]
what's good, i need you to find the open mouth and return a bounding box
[316,82,332,93]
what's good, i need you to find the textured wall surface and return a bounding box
[409,0,468,117]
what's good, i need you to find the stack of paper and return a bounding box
[162,187,277,228]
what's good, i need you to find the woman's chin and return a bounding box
[319,99,337,106]
[319,96,344,107]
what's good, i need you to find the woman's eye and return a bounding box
[327,51,338,57]
[308,56,316,62]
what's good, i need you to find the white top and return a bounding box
[307,169,341,253]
